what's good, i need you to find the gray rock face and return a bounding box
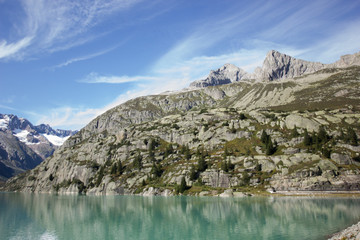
[190,64,251,88]
[331,153,352,165]
[285,114,320,132]
[256,50,325,80]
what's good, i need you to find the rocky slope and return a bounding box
[3,51,360,196]
[0,114,76,181]
[190,50,360,88]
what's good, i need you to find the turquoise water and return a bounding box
[0,193,359,240]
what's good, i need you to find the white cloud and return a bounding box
[0,0,143,60]
[0,37,33,59]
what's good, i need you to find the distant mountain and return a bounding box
[190,50,360,88]
[0,114,77,181]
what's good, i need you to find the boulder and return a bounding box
[285,114,320,132]
[331,153,352,165]
[219,189,233,197]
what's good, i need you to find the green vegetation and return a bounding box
[261,130,277,155]
[133,152,143,170]
[175,177,187,194]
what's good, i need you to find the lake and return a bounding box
[0,193,359,240]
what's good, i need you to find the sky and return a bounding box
[1,0,360,130]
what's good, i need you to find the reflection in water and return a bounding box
[0,193,360,240]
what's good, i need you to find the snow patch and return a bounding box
[0,115,10,129]
[42,134,69,146]
[13,129,32,144]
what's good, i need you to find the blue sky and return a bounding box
[1,0,360,130]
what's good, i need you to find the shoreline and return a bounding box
[272,190,360,197]
[2,189,360,198]
[328,221,360,240]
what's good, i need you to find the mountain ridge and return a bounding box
[190,50,360,88]
[2,50,360,195]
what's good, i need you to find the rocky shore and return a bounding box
[329,221,360,240]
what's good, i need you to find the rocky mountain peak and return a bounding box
[190,50,360,88]
[190,63,250,88]
[258,50,325,80]
[331,51,360,68]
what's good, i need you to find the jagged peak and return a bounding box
[190,49,360,87]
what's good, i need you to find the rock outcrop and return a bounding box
[190,63,251,88]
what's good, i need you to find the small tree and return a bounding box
[303,129,311,146]
[149,148,156,162]
[184,145,191,160]
[197,155,207,172]
[347,128,358,146]
[117,161,123,175]
[221,160,228,172]
[261,130,269,144]
[317,126,329,144]
[230,123,236,134]
[227,160,235,171]
[133,152,143,170]
[189,165,198,181]
[291,125,299,138]
[151,163,163,178]
[165,144,174,158]
[96,166,104,187]
[178,177,187,193]
[149,138,156,151]
[110,163,117,174]
[265,136,276,155]
[321,147,331,158]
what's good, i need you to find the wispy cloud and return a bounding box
[51,45,121,69]
[79,72,165,84]
[0,0,143,60]
[0,37,33,59]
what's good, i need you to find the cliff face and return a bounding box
[3,52,360,195]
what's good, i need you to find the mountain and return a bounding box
[0,114,76,181]
[3,50,360,195]
[190,50,360,88]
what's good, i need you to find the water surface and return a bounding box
[0,193,359,240]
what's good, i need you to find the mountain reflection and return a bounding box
[0,193,359,240]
